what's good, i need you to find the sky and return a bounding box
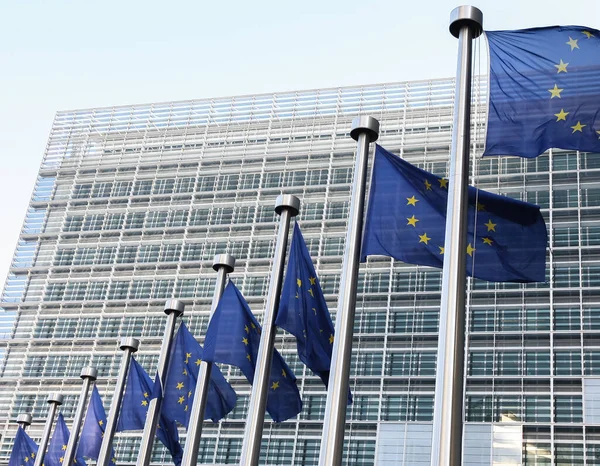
[1,0,599,288]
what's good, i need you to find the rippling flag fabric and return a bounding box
[46,413,87,466]
[484,26,600,158]
[8,427,38,466]
[77,385,115,463]
[361,145,548,283]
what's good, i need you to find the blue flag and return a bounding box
[275,223,351,404]
[8,427,38,466]
[203,281,303,422]
[161,323,236,426]
[484,26,600,158]
[45,413,87,466]
[77,386,116,463]
[361,145,548,283]
[116,357,183,466]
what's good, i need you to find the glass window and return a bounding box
[554,395,582,423]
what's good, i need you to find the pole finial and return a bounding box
[350,116,379,143]
[47,393,64,405]
[16,413,32,427]
[164,299,185,316]
[213,253,236,273]
[80,366,98,380]
[449,5,483,38]
[120,337,140,352]
[274,194,300,217]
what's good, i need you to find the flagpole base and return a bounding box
[449,5,483,38]
[213,253,236,273]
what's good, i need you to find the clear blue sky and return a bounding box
[1,0,598,287]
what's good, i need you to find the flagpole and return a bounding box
[33,393,64,466]
[318,116,379,466]
[16,414,32,431]
[240,194,300,466]
[181,253,235,466]
[430,6,482,466]
[98,338,140,466]
[137,299,184,466]
[63,366,98,466]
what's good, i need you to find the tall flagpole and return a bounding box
[33,393,64,466]
[181,253,235,466]
[98,338,140,466]
[430,6,483,466]
[240,194,300,466]
[16,414,32,431]
[318,116,379,466]
[137,300,184,466]
[63,366,98,466]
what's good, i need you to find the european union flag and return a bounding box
[275,223,351,403]
[203,281,303,422]
[484,26,600,158]
[116,357,183,466]
[77,386,116,464]
[361,145,548,283]
[8,427,38,466]
[45,413,87,466]
[161,323,236,426]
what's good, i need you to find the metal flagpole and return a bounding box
[318,116,379,466]
[16,414,32,431]
[181,253,235,466]
[63,366,98,466]
[97,338,140,466]
[239,194,300,466]
[430,6,483,466]
[33,392,64,466]
[137,299,184,466]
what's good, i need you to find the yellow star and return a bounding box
[188,390,192,398]
[282,369,287,377]
[196,358,202,365]
[406,195,419,206]
[143,392,149,398]
[242,337,248,345]
[476,202,486,211]
[184,405,188,412]
[566,36,579,50]
[244,325,249,333]
[271,381,280,390]
[176,382,184,390]
[251,322,256,329]
[548,84,563,98]
[419,233,431,244]
[112,458,117,464]
[597,130,600,139]
[438,178,449,189]
[484,219,496,232]
[424,179,432,190]
[309,276,316,285]
[571,121,586,133]
[312,307,317,315]
[407,215,419,227]
[296,278,301,287]
[182,369,188,376]
[59,457,64,463]
[554,109,569,121]
[295,292,299,299]
[62,444,67,451]
[554,59,569,73]
[185,352,192,363]
[25,457,29,462]
[177,396,185,404]
[439,246,445,255]
[98,420,104,426]
[31,453,35,458]
[583,30,594,39]
[329,334,334,344]
[246,353,252,361]
[141,400,148,406]
[308,288,314,297]
[466,243,476,256]
[482,237,493,246]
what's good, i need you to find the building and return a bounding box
[1,77,599,465]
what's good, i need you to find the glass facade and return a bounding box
[1,77,600,464]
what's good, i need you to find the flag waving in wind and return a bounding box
[46,413,87,466]
[361,145,548,283]
[203,281,303,422]
[8,427,38,466]
[117,357,183,466]
[77,386,116,464]
[161,323,236,427]
[276,223,351,403]
[484,26,600,158]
